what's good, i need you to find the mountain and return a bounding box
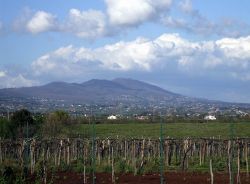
[0,78,190,105]
[2,78,249,115]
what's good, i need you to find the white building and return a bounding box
[136,116,148,120]
[107,115,117,120]
[204,115,216,120]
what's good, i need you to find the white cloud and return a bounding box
[12,8,33,32]
[32,45,99,78]
[13,8,108,39]
[161,16,186,29]
[95,37,159,70]
[31,33,250,81]
[12,8,57,34]
[32,38,159,78]
[26,11,56,34]
[0,72,38,88]
[162,16,250,38]
[216,36,250,60]
[161,0,250,37]
[11,2,249,38]
[106,0,172,26]
[8,74,37,88]
[179,0,193,14]
[0,71,6,78]
[62,9,108,39]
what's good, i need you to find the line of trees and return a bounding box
[0,109,34,139]
[0,109,70,139]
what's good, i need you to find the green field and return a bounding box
[67,122,250,139]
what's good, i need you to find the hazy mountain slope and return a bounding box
[0,78,190,104]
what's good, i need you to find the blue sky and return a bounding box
[1,0,250,103]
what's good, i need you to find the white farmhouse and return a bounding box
[204,115,216,120]
[107,115,117,120]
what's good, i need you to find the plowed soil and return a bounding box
[29,171,250,184]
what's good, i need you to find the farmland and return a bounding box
[1,110,250,183]
[67,122,250,139]
[1,136,250,183]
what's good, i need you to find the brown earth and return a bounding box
[28,172,250,184]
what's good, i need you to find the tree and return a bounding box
[0,117,13,138]
[32,113,45,135]
[10,109,34,138]
[42,110,70,138]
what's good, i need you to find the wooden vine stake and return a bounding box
[237,146,241,184]
[112,146,115,183]
[43,160,47,184]
[67,138,70,165]
[133,140,137,175]
[210,159,214,184]
[83,142,87,184]
[0,138,2,164]
[124,140,127,160]
[245,142,249,178]
[83,165,86,184]
[30,139,36,174]
[228,140,233,184]
[140,138,145,171]
[58,140,63,166]
[108,139,111,165]
[199,142,202,166]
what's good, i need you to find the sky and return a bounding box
[0,0,250,103]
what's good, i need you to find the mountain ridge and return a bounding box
[0,78,248,107]
[0,78,184,104]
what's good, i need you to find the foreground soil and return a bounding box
[29,171,250,184]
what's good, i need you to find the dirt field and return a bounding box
[29,171,250,184]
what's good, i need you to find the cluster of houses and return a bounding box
[107,114,218,121]
[107,115,117,120]
[204,115,216,120]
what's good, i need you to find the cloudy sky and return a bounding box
[0,0,250,103]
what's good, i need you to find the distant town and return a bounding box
[1,96,249,121]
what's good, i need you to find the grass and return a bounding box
[66,121,250,139]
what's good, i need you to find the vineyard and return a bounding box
[1,112,250,183]
[1,137,250,183]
